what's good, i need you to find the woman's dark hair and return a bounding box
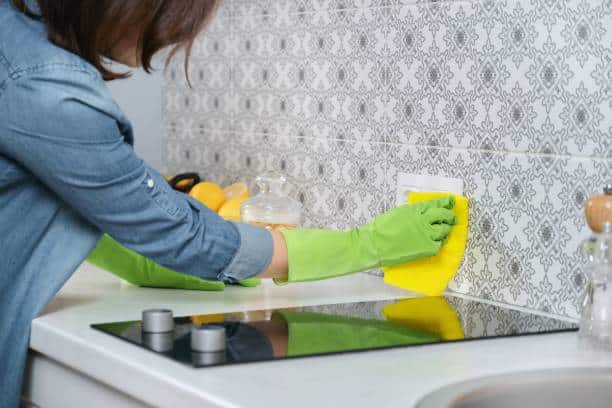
[11,0,219,81]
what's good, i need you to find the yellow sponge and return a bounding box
[382,192,469,296]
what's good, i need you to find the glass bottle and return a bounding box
[579,222,611,345]
[580,185,612,344]
[240,173,302,231]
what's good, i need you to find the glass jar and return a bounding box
[240,173,302,231]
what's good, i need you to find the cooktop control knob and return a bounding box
[142,309,174,333]
[191,324,226,353]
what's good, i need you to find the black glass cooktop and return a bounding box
[92,296,577,368]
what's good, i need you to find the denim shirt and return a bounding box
[0,1,273,405]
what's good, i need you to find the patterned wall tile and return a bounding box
[214,0,233,20]
[221,0,612,156]
[164,14,234,133]
[386,0,611,157]
[231,6,391,141]
[163,0,612,318]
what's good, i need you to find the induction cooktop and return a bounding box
[92,295,577,368]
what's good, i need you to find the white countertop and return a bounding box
[31,264,612,408]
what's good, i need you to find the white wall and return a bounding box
[107,68,164,172]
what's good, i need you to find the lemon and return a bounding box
[189,182,226,212]
[218,197,247,221]
[223,182,250,201]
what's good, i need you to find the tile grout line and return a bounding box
[165,127,612,163]
[229,0,482,20]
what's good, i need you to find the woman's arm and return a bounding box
[260,230,289,280]
[1,67,273,283]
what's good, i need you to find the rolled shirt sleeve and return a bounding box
[1,66,273,282]
[224,222,273,282]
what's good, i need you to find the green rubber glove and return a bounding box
[87,235,226,291]
[279,197,456,283]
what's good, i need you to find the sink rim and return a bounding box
[416,367,612,408]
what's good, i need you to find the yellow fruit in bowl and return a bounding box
[189,182,226,212]
[218,197,247,221]
[223,182,250,201]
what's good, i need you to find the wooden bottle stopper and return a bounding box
[585,185,612,233]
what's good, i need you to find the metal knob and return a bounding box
[191,324,226,353]
[142,309,174,333]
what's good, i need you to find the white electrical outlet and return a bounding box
[395,173,464,206]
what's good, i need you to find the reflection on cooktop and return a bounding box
[92,296,577,368]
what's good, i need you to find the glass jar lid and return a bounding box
[240,173,303,226]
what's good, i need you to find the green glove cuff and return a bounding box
[276,228,379,284]
[87,235,225,291]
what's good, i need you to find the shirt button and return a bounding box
[147,179,155,189]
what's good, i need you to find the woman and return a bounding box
[0,0,456,405]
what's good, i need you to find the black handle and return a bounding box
[168,172,201,192]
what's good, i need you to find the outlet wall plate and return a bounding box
[395,173,464,206]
